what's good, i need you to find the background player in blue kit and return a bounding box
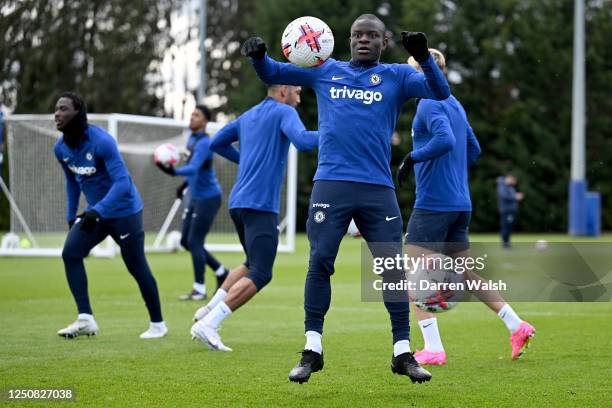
[157,105,228,300]
[189,84,318,352]
[497,173,524,249]
[396,50,536,365]
[242,14,450,383]
[53,92,167,339]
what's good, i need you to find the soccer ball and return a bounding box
[281,16,334,67]
[407,253,466,313]
[535,239,548,252]
[153,143,180,166]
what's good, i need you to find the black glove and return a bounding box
[396,153,415,188]
[68,219,76,230]
[241,37,267,59]
[401,31,429,63]
[156,162,176,176]
[176,181,188,199]
[78,210,100,233]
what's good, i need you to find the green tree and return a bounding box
[399,0,612,232]
[0,0,178,229]
[1,0,176,114]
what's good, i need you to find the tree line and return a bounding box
[1,0,610,232]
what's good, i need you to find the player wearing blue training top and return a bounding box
[189,84,318,352]
[243,14,450,383]
[157,105,228,301]
[396,50,535,365]
[53,92,166,340]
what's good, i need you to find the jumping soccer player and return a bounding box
[53,92,167,339]
[243,14,450,383]
[189,84,318,352]
[396,49,536,365]
[157,105,228,300]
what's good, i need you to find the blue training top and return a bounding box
[251,54,450,189]
[410,95,481,212]
[174,132,222,200]
[54,124,143,221]
[210,97,318,214]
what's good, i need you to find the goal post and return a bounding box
[0,113,298,256]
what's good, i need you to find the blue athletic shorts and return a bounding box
[405,208,471,254]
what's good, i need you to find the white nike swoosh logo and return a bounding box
[120,233,130,240]
[385,216,399,221]
[331,76,345,80]
[63,157,69,162]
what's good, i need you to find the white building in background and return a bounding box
[159,0,230,122]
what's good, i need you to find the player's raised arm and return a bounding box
[54,143,80,226]
[279,106,318,151]
[241,37,320,87]
[91,137,132,218]
[399,32,450,101]
[466,124,481,167]
[210,119,240,164]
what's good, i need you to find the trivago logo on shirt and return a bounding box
[329,86,383,105]
[68,165,97,176]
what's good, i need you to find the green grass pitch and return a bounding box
[1,234,611,407]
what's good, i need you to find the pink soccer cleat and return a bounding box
[414,349,447,365]
[510,321,536,360]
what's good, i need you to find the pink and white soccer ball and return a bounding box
[153,143,180,166]
[281,16,334,67]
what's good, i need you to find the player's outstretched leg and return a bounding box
[194,264,249,321]
[503,306,536,359]
[191,209,277,351]
[58,220,106,338]
[111,213,167,339]
[290,181,351,383]
[465,270,536,359]
[354,185,431,383]
[180,196,221,301]
[412,308,447,365]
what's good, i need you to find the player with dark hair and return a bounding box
[189,84,318,352]
[53,92,167,339]
[157,105,228,300]
[397,50,535,365]
[242,13,450,383]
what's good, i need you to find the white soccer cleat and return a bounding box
[193,305,211,322]
[139,323,168,339]
[57,318,99,339]
[190,320,232,352]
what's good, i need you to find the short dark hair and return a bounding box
[59,91,86,112]
[195,104,212,121]
[352,13,386,32]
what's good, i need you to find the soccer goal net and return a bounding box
[0,114,297,257]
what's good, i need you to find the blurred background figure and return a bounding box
[497,174,524,248]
